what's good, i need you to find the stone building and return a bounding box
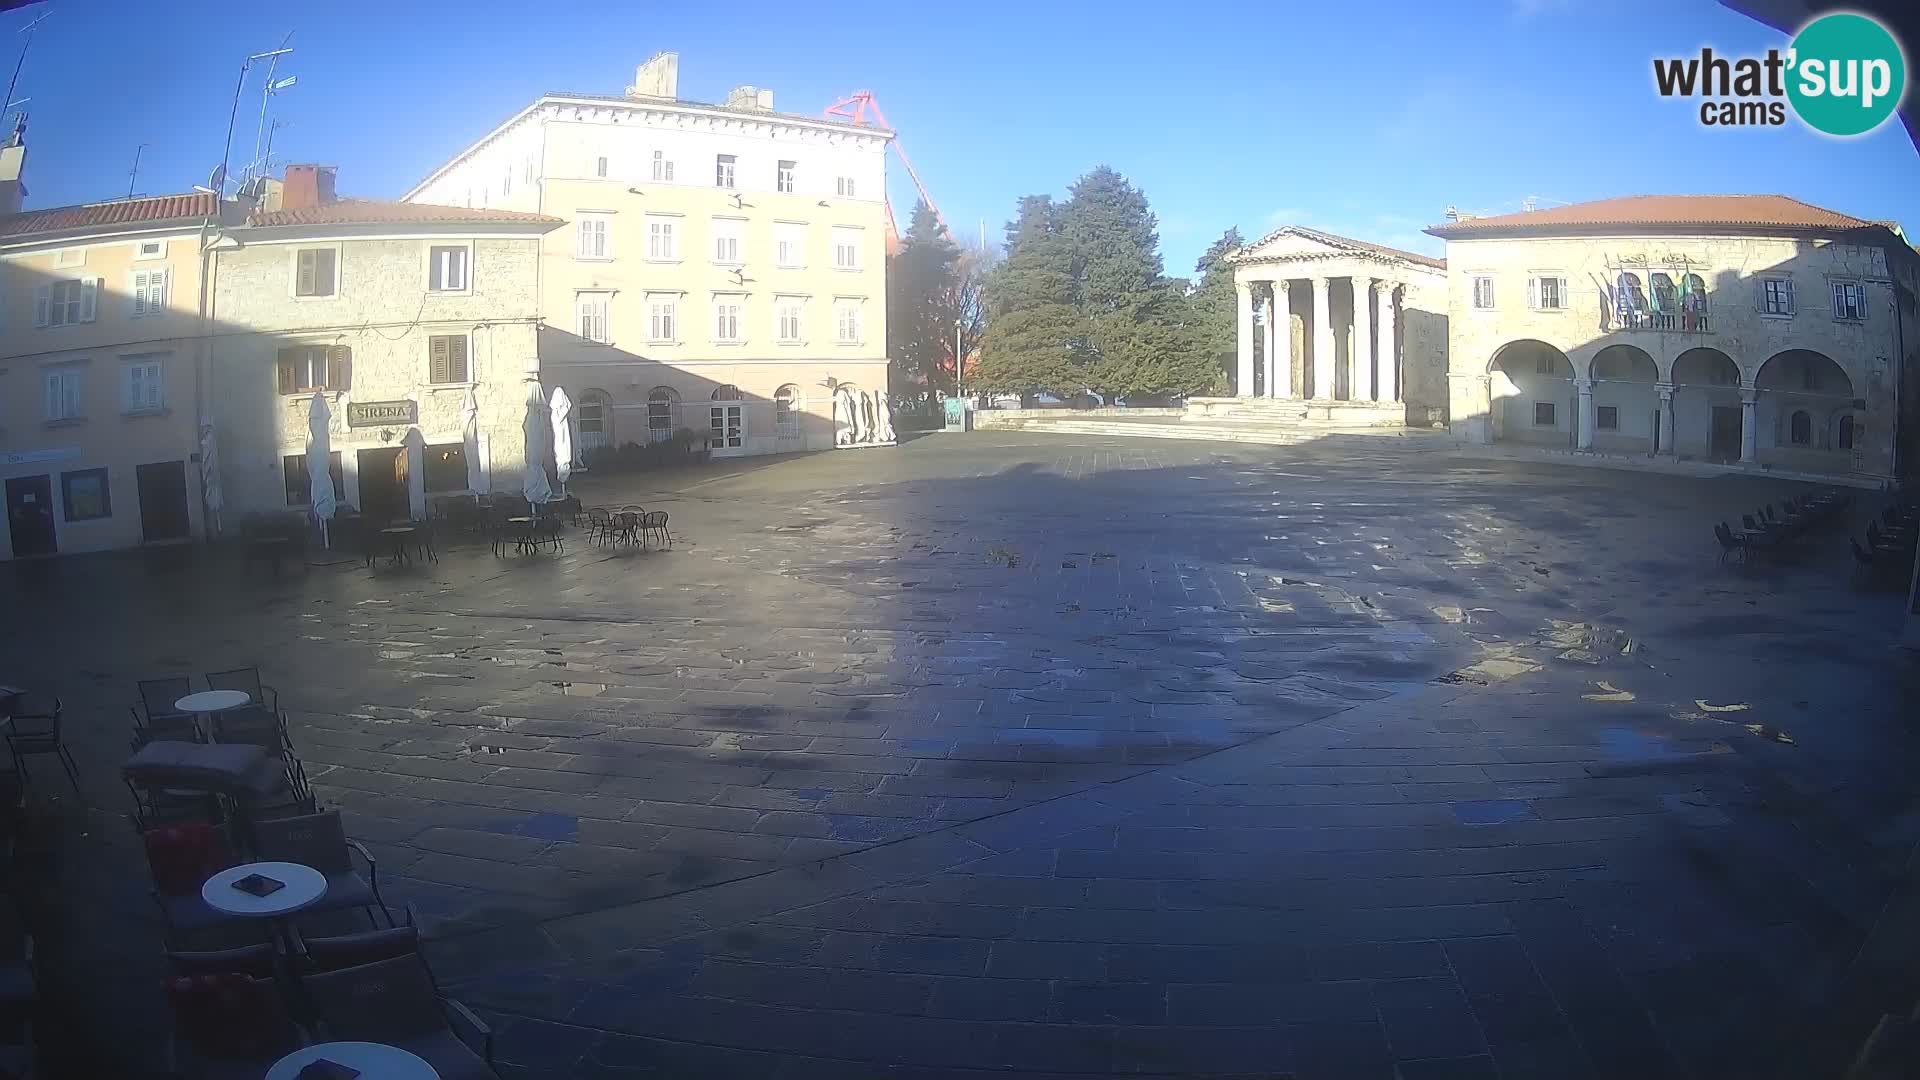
[0,188,219,560]
[402,52,895,459]
[1218,226,1451,427]
[208,167,562,523]
[1427,195,1919,484]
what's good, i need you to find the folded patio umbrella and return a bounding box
[461,387,485,494]
[306,392,336,546]
[550,386,574,494]
[198,424,223,536]
[522,381,553,506]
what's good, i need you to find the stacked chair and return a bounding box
[1714,490,1852,566]
[1852,501,1917,588]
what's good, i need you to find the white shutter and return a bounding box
[33,285,48,327]
[44,373,58,418]
[148,363,163,408]
[1527,278,1540,309]
[127,365,143,410]
[131,273,146,317]
[81,277,99,322]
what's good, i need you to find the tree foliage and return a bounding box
[1189,227,1245,389]
[974,168,1227,400]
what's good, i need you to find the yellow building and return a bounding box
[402,52,894,458]
[1,191,221,558]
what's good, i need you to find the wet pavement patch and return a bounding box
[1453,799,1535,825]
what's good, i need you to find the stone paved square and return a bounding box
[5,431,1916,1078]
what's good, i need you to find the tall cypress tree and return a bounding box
[1189,227,1246,392]
[888,200,964,393]
[973,196,1087,397]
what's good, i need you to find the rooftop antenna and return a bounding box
[219,39,294,196]
[247,31,294,187]
[2,9,50,134]
[127,142,147,198]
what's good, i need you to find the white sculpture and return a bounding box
[832,389,850,445]
[859,392,876,443]
[876,393,896,443]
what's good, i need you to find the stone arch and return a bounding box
[1670,348,1743,461]
[1587,345,1659,453]
[1755,350,1854,397]
[1753,350,1855,467]
[1488,340,1575,447]
[646,385,679,444]
[774,383,802,439]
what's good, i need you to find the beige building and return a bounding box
[1428,195,1919,483]
[1221,226,1451,427]
[1,190,219,559]
[403,52,894,458]
[208,167,561,523]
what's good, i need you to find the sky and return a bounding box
[6,0,1918,274]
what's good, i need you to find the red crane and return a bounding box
[823,90,952,253]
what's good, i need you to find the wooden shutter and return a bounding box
[296,251,315,295]
[449,336,468,382]
[276,349,296,394]
[430,335,451,383]
[316,250,335,295]
[81,277,99,322]
[326,345,351,390]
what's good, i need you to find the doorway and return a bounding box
[357,447,408,523]
[136,461,192,542]
[708,403,745,457]
[5,475,57,557]
[1710,406,1743,461]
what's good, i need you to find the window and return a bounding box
[775,296,804,343]
[1839,414,1855,450]
[576,395,608,450]
[131,269,168,316]
[1647,272,1678,329]
[1790,409,1812,445]
[294,248,337,297]
[135,240,166,260]
[44,369,83,421]
[34,278,98,327]
[576,214,610,259]
[1832,281,1866,321]
[1614,272,1647,327]
[651,150,674,182]
[54,247,84,268]
[647,295,677,342]
[428,246,470,292]
[647,386,677,442]
[275,345,347,394]
[1535,353,1556,375]
[709,401,744,450]
[1680,273,1709,331]
[776,160,796,193]
[1471,276,1494,310]
[1533,401,1556,427]
[1528,275,1567,310]
[576,294,610,344]
[1597,405,1619,430]
[715,154,736,189]
[646,215,677,260]
[283,452,345,507]
[775,222,806,268]
[1761,277,1794,316]
[712,384,741,400]
[775,384,799,437]
[832,227,861,270]
[713,297,743,343]
[712,218,744,264]
[124,355,164,412]
[61,468,110,521]
[835,176,856,198]
[834,299,862,343]
[595,155,609,178]
[428,334,470,382]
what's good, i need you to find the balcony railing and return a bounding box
[1616,309,1711,334]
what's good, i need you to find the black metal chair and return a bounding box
[300,905,428,979]
[252,811,393,928]
[3,696,77,795]
[640,510,671,549]
[301,955,498,1080]
[204,668,279,717]
[135,678,200,744]
[1714,522,1747,565]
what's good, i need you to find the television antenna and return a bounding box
[127,143,147,198]
[2,9,49,133]
[246,33,295,187]
[218,37,294,195]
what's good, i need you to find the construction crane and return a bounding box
[823,90,951,253]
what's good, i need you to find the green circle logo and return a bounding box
[1787,13,1906,136]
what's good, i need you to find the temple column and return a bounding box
[1655,382,1675,457]
[1260,286,1278,398]
[1576,376,1595,450]
[1353,278,1376,403]
[1270,282,1292,398]
[1740,388,1758,462]
[1376,282,1398,403]
[1235,281,1255,398]
[1311,276,1335,401]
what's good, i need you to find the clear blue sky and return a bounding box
[9,0,1918,273]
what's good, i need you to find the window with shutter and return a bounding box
[429,247,469,291]
[33,285,49,327]
[295,249,337,296]
[125,357,165,411]
[276,345,342,393]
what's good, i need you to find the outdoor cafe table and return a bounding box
[266,1042,439,1080]
[202,860,327,953]
[175,690,252,717]
[380,526,418,566]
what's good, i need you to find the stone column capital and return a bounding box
[1235,280,1254,296]
[1740,387,1759,404]
[1574,377,1594,391]
[1655,382,1675,398]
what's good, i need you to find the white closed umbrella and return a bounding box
[460,387,485,494]
[198,424,224,535]
[306,392,336,547]
[550,386,575,494]
[521,381,553,506]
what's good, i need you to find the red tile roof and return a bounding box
[1425,194,1880,238]
[0,192,216,239]
[248,199,561,228]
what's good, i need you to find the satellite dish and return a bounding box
[208,163,227,190]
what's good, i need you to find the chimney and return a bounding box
[0,113,27,216]
[723,85,774,112]
[626,52,679,100]
[281,165,337,210]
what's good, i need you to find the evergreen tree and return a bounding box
[1189,227,1245,391]
[887,201,963,394]
[973,196,1087,397]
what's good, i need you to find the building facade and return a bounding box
[1,193,218,560]
[403,53,894,459]
[1428,195,1918,484]
[207,170,561,523]
[1223,226,1451,427]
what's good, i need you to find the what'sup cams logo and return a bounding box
[1654,11,1906,136]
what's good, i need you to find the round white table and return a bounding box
[265,1041,439,1080]
[202,861,328,918]
[175,689,253,715]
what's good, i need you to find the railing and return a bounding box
[1616,310,1711,333]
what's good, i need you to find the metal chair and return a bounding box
[143,824,245,946]
[163,973,306,1078]
[1714,522,1747,565]
[300,905,429,978]
[3,696,78,795]
[301,955,498,1080]
[135,678,200,743]
[586,506,613,545]
[204,668,278,716]
[252,811,393,928]
[612,511,641,546]
[166,943,279,979]
[640,510,671,549]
